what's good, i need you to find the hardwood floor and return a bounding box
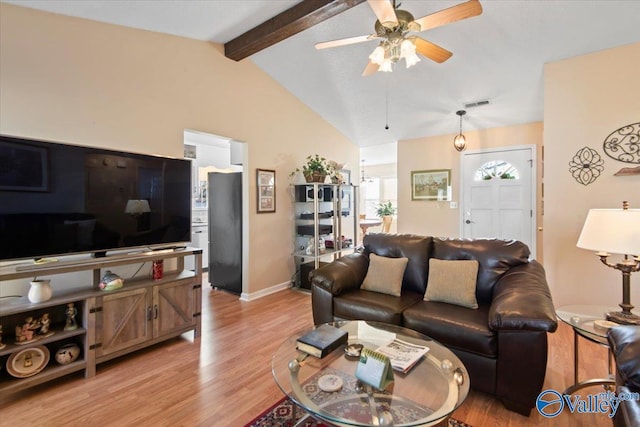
[0,285,614,426]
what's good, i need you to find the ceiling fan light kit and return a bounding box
[454,110,467,152]
[315,0,483,76]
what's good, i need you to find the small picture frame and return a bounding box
[339,169,351,184]
[183,144,196,159]
[411,169,451,201]
[256,169,276,213]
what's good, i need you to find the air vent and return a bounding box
[464,99,491,109]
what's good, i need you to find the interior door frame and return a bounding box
[459,144,537,257]
[183,129,248,297]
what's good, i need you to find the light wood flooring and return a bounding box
[0,285,614,426]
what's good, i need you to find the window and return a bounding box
[362,177,397,218]
[474,160,520,181]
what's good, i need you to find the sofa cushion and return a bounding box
[403,301,496,357]
[334,290,424,325]
[364,234,432,295]
[361,253,408,297]
[432,238,530,305]
[424,259,479,309]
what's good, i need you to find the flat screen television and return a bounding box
[0,135,192,261]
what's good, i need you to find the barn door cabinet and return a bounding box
[95,276,197,361]
[0,248,202,396]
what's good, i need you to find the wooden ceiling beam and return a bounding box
[224,0,366,61]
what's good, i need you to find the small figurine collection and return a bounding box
[0,302,83,378]
[14,312,56,345]
[5,302,78,346]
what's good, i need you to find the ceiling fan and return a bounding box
[315,0,483,76]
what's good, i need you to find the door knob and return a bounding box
[465,219,474,224]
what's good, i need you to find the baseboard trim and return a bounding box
[239,280,291,301]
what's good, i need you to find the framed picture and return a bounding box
[339,169,351,184]
[256,169,276,213]
[0,141,49,191]
[411,169,451,201]
[183,144,196,159]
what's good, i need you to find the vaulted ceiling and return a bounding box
[4,1,640,153]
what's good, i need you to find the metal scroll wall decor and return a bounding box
[603,122,640,176]
[569,146,604,186]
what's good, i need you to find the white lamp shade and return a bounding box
[400,39,420,68]
[125,199,151,214]
[577,208,640,256]
[379,60,393,72]
[369,46,385,65]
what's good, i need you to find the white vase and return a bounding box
[28,280,53,303]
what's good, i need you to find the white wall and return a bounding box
[0,4,359,297]
[397,122,543,259]
[543,42,640,308]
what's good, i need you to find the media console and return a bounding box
[0,248,202,396]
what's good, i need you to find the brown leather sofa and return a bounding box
[310,233,558,416]
[608,325,640,427]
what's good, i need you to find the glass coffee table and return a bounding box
[272,321,469,427]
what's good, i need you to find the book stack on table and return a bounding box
[296,324,348,358]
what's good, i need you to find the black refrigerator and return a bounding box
[208,172,242,294]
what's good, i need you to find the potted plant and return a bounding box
[298,154,333,183]
[375,200,395,233]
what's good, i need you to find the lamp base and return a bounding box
[606,311,640,326]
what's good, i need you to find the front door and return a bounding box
[460,146,536,257]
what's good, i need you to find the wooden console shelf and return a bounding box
[0,248,203,396]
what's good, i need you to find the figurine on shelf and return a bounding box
[39,313,54,337]
[15,316,39,345]
[64,303,78,331]
[0,324,5,350]
[15,324,26,344]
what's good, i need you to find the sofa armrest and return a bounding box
[608,325,640,391]
[489,260,558,332]
[309,252,369,296]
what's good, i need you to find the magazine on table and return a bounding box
[375,338,430,374]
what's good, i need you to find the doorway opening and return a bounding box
[183,129,247,295]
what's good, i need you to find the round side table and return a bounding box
[556,305,627,395]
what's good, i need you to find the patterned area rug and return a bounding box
[245,396,473,427]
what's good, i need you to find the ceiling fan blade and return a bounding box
[413,0,483,32]
[367,0,398,28]
[315,34,376,50]
[362,60,380,76]
[413,37,453,63]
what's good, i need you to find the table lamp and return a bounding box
[125,199,151,231]
[577,201,640,325]
[125,199,150,215]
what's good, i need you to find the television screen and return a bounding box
[0,135,191,261]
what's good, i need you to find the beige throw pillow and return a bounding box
[424,259,479,309]
[361,253,408,297]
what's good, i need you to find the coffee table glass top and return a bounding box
[556,305,625,340]
[272,321,469,427]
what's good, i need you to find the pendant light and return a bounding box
[360,160,372,183]
[453,110,467,152]
[361,159,367,183]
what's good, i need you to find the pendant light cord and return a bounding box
[385,74,390,130]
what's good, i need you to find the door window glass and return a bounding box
[474,160,520,181]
